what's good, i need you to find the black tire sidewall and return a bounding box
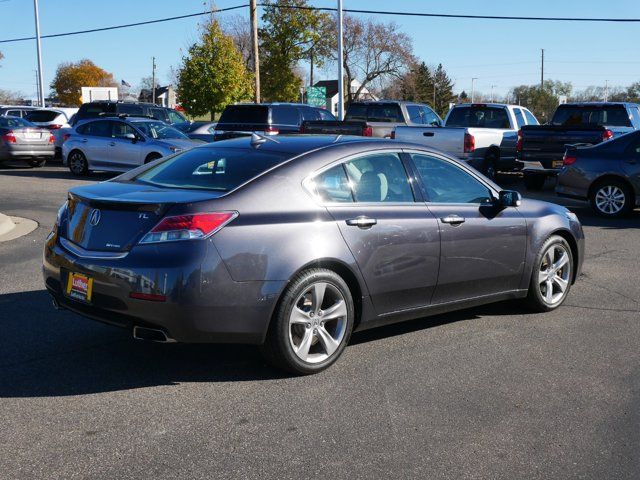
[527,235,573,312]
[524,173,546,190]
[589,179,632,218]
[68,151,88,176]
[483,152,498,180]
[270,269,354,374]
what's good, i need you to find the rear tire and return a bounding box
[589,178,633,218]
[524,173,546,191]
[27,158,47,168]
[68,150,89,176]
[482,151,498,181]
[524,235,573,312]
[260,268,354,375]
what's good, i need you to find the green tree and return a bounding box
[510,84,558,122]
[432,64,456,116]
[177,18,252,119]
[50,59,116,106]
[260,0,332,101]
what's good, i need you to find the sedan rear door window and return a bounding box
[343,153,414,203]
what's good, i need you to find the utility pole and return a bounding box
[491,85,496,102]
[249,0,260,103]
[540,48,544,89]
[33,0,45,107]
[471,78,477,103]
[310,48,314,87]
[337,0,345,120]
[604,80,609,102]
[151,57,156,105]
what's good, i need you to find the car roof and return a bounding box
[206,134,416,155]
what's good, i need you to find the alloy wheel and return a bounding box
[69,152,86,175]
[595,185,625,215]
[288,281,348,364]
[537,244,571,306]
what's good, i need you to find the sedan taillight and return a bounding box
[363,126,373,137]
[49,133,55,144]
[139,212,237,244]
[47,124,63,130]
[1,131,16,143]
[602,129,614,141]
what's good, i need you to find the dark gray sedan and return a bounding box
[44,135,584,374]
[0,116,55,167]
[557,130,640,217]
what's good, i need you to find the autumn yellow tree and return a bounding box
[50,59,117,106]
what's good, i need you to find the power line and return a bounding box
[0,4,248,44]
[2,3,640,45]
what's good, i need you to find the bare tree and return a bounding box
[336,15,414,101]
[223,15,253,71]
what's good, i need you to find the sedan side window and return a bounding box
[313,165,353,203]
[78,121,111,137]
[111,122,138,139]
[344,153,414,203]
[410,154,494,204]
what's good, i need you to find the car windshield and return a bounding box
[25,110,60,122]
[0,117,34,128]
[133,147,290,191]
[551,105,632,127]
[134,121,188,140]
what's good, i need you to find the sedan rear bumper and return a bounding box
[0,144,55,159]
[43,232,285,344]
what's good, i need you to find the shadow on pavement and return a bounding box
[0,289,528,397]
[0,163,116,181]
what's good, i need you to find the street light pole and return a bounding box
[33,0,45,107]
[471,78,477,103]
[337,0,345,120]
[151,57,156,105]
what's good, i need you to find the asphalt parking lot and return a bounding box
[1,163,639,480]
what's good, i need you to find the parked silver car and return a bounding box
[62,117,203,176]
[0,116,55,167]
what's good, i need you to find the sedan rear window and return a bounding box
[25,110,59,122]
[0,117,33,128]
[133,147,290,191]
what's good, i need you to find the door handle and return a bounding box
[441,215,466,225]
[345,216,377,229]
[80,138,88,143]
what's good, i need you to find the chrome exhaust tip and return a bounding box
[51,296,62,310]
[132,326,176,343]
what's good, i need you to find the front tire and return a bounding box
[482,151,498,181]
[524,235,573,312]
[261,268,354,375]
[589,179,633,218]
[68,150,89,176]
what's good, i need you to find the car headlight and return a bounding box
[565,210,579,222]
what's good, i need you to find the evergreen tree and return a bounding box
[432,64,456,117]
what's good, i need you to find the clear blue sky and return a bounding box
[1,0,640,100]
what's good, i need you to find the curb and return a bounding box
[0,215,38,242]
[0,213,16,237]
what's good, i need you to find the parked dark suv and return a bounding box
[72,101,187,126]
[213,103,336,141]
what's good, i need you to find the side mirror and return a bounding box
[124,133,136,142]
[499,190,522,207]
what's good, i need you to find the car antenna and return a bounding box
[250,132,280,148]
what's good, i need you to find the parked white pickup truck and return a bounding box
[393,103,539,179]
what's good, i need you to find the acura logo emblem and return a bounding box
[89,209,101,226]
